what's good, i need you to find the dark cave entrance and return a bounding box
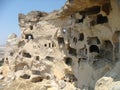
[89,45,99,53]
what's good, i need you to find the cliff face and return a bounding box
[1,0,120,90]
[57,0,120,89]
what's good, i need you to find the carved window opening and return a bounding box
[69,47,77,56]
[36,56,39,61]
[52,43,54,47]
[6,58,8,60]
[64,57,72,66]
[20,74,30,79]
[30,25,33,30]
[31,77,43,83]
[49,43,51,48]
[10,52,14,56]
[75,15,85,23]
[45,56,54,61]
[25,34,34,40]
[57,37,64,45]
[44,44,47,47]
[89,45,99,53]
[22,52,32,58]
[96,14,108,24]
[78,33,84,41]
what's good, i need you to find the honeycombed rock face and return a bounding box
[1,11,79,90]
[1,0,120,90]
[57,0,120,89]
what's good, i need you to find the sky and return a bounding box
[0,0,66,45]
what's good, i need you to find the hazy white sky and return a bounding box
[0,0,66,45]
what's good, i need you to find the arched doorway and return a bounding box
[89,45,99,53]
[25,34,34,40]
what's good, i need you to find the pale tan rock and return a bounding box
[2,0,120,90]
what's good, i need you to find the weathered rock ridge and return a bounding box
[1,0,120,90]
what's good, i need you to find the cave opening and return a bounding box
[36,56,39,61]
[96,14,108,24]
[10,52,14,56]
[20,74,30,79]
[89,45,99,53]
[22,52,32,58]
[69,47,77,56]
[44,44,47,47]
[78,33,84,41]
[49,43,51,48]
[52,43,54,47]
[45,56,54,61]
[64,57,72,66]
[75,15,85,23]
[31,77,43,83]
[57,37,65,45]
[30,25,33,30]
[25,34,34,40]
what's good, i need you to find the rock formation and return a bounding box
[1,0,120,90]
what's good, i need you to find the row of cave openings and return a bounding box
[58,32,85,45]
[57,31,117,60]
[44,42,55,48]
[21,51,54,62]
[64,41,113,67]
[64,41,113,66]
[24,34,55,48]
[72,2,111,26]
[15,62,43,82]
[68,39,113,58]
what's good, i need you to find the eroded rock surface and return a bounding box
[1,0,120,90]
